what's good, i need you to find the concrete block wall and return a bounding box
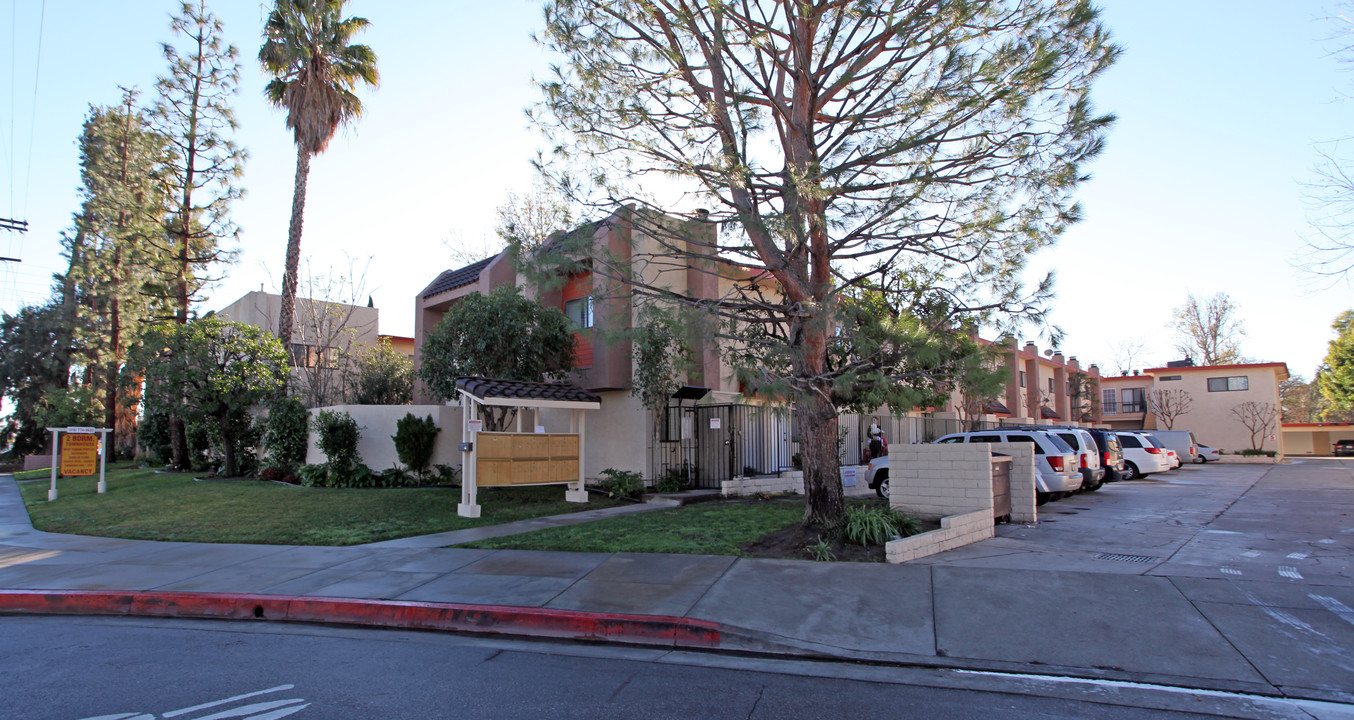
[886,509,993,563]
[887,444,994,520]
[720,470,804,497]
[989,442,1038,523]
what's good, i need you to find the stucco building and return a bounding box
[1100,362,1288,454]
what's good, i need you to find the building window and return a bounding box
[1160,375,1182,381]
[1019,371,1027,388]
[564,296,593,329]
[1102,389,1117,414]
[1048,377,1054,393]
[1207,376,1249,392]
[288,343,336,369]
[1121,388,1146,414]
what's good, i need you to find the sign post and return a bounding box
[45,426,111,500]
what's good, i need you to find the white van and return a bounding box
[1145,430,1199,464]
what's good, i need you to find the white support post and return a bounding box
[47,429,60,501]
[458,395,481,518]
[97,429,109,494]
[566,409,588,503]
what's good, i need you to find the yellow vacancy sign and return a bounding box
[60,433,100,476]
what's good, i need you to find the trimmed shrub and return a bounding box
[393,413,439,481]
[598,468,644,499]
[314,410,361,471]
[263,398,309,470]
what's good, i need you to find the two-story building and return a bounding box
[1100,362,1288,454]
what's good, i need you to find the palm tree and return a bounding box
[258,0,378,357]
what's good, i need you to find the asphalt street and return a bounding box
[0,615,1333,720]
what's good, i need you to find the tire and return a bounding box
[872,468,889,498]
[1036,492,1051,506]
[1121,462,1139,480]
[1194,456,1206,464]
[1081,470,1103,493]
[877,477,889,499]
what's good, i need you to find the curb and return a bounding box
[0,589,722,649]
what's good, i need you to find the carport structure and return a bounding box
[455,377,602,518]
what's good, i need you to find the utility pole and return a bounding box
[1,218,27,263]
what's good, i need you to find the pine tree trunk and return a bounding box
[278,146,311,374]
[792,318,844,530]
[170,415,189,470]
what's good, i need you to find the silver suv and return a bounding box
[934,429,1082,503]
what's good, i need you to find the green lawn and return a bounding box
[13,467,54,481]
[460,497,805,555]
[15,464,625,546]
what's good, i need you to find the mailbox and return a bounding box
[458,442,473,452]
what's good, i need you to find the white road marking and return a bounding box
[194,699,308,720]
[1310,594,1354,629]
[1287,552,1309,560]
[1319,539,1337,544]
[1240,550,1261,558]
[163,686,296,718]
[1220,567,1242,576]
[1278,566,1304,579]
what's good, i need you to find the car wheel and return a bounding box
[1036,492,1051,506]
[1084,478,1102,492]
[1121,462,1139,480]
[1194,456,1204,464]
[877,477,889,499]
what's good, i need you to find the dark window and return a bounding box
[1048,377,1054,393]
[564,296,593,329]
[1005,435,1044,454]
[939,437,965,444]
[1056,433,1080,449]
[1119,434,1142,449]
[1019,371,1026,388]
[1121,388,1146,414]
[1207,376,1249,392]
[1160,375,1182,381]
[970,435,1001,443]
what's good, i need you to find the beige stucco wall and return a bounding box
[218,291,380,348]
[305,404,464,471]
[1156,368,1283,454]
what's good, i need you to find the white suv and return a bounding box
[1114,432,1172,479]
[934,429,1081,503]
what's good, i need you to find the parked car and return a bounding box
[934,429,1081,503]
[1009,425,1107,492]
[1195,444,1220,463]
[1145,430,1200,465]
[1142,435,1179,469]
[1335,439,1354,457]
[1083,428,1128,482]
[1114,432,1172,479]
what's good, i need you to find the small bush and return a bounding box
[843,505,921,547]
[804,535,836,562]
[258,466,287,482]
[432,464,461,485]
[1239,448,1277,457]
[598,468,644,499]
[653,465,691,493]
[393,413,439,481]
[314,410,361,472]
[297,463,328,488]
[264,398,310,470]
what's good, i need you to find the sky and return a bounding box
[1,0,1352,382]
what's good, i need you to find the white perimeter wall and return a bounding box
[306,404,464,471]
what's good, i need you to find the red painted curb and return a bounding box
[0,589,721,648]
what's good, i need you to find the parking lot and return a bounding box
[916,458,1354,584]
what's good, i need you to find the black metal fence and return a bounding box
[648,403,1038,488]
[651,404,797,489]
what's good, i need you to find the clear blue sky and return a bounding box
[1,1,1352,380]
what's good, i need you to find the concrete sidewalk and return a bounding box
[2,462,1352,705]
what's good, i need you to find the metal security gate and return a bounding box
[652,404,796,489]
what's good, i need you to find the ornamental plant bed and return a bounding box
[462,496,937,562]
